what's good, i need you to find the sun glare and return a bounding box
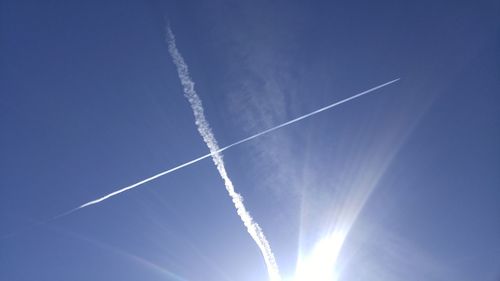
[292,231,346,281]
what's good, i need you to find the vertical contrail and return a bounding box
[166,27,282,281]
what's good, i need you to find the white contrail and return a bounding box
[51,78,399,219]
[166,26,282,281]
[17,78,400,243]
[51,77,399,219]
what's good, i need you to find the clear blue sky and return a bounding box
[1,1,499,281]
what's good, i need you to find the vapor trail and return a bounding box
[54,77,399,218]
[53,77,399,221]
[166,26,282,281]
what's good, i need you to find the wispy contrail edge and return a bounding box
[166,26,282,281]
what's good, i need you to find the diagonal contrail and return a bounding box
[55,78,399,218]
[4,77,399,242]
[166,26,282,281]
[50,77,400,220]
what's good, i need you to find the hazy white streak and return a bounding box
[166,26,281,281]
[220,78,400,152]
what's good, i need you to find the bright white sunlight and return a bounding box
[293,231,346,281]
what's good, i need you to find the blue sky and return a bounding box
[1,0,499,281]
